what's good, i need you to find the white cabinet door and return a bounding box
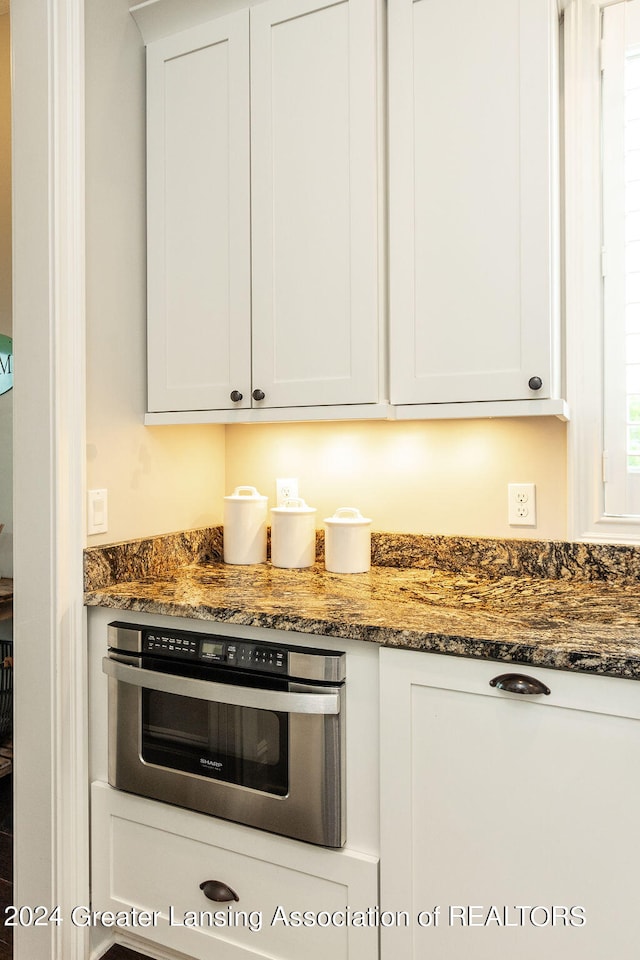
[145,0,381,418]
[250,0,381,408]
[146,14,251,413]
[389,0,558,406]
[380,648,640,960]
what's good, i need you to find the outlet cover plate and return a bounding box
[508,482,536,526]
[276,478,299,507]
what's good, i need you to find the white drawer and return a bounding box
[91,782,379,960]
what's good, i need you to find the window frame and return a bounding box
[565,0,640,540]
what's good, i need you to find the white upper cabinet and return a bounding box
[146,13,251,413]
[139,0,565,424]
[388,0,561,411]
[143,0,383,421]
[250,0,380,409]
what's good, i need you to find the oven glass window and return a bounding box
[141,690,288,796]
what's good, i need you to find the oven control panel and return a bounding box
[107,621,346,682]
[143,630,288,674]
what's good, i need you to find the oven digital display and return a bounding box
[201,640,225,659]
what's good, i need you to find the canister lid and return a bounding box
[324,507,372,525]
[271,497,317,515]
[224,485,268,501]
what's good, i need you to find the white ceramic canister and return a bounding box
[324,507,372,574]
[270,498,317,569]
[223,486,268,564]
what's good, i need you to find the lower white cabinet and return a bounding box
[379,648,640,960]
[91,782,379,960]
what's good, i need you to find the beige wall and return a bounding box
[84,0,225,546]
[0,11,11,576]
[225,418,568,539]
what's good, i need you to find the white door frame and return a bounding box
[12,0,88,958]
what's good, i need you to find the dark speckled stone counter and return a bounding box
[84,527,640,681]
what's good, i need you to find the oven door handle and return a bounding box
[102,657,341,715]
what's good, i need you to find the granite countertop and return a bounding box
[84,526,640,681]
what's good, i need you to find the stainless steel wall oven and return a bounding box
[104,621,346,847]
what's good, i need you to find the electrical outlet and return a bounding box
[276,478,299,506]
[87,488,108,535]
[508,483,536,526]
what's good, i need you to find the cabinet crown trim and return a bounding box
[131,0,265,43]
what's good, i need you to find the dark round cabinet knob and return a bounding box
[200,880,239,903]
[528,376,543,391]
[229,390,243,403]
[252,388,266,401]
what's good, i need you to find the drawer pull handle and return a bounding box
[489,673,551,696]
[252,388,266,401]
[230,390,243,402]
[103,658,341,715]
[200,880,239,903]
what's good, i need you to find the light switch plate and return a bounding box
[87,488,108,535]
